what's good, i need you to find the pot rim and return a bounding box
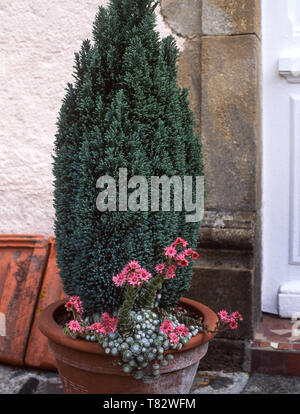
[38,298,218,356]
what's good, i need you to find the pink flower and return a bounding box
[191,251,199,260]
[102,314,118,333]
[65,296,84,315]
[101,313,119,332]
[155,263,165,274]
[127,260,141,271]
[112,273,127,287]
[86,323,103,334]
[218,310,230,323]
[67,320,84,334]
[87,314,119,335]
[99,325,112,335]
[231,312,243,321]
[173,237,189,248]
[160,320,173,333]
[101,313,111,322]
[176,253,189,267]
[184,248,199,260]
[164,245,177,259]
[169,332,180,344]
[65,302,73,311]
[183,248,192,257]
[87,323,110,335]
[128,273,141,287]
[175,325,189,336]
[166,265,177,279]
[138,268,152,282]
[229,319,238,330]
[113,263,152,288]
[112,274,121,286]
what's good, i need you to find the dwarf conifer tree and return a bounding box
[53,0,204,315]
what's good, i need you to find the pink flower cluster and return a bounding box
[65,296,84,315]
[87,313,119,336]
[67,320,84,334]
[218,310,243,330]
[64,295,119,337]
[160,320,190,344]
[155,238,199,280]
[112,260,152,288]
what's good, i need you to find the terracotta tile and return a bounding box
[254,332,266,341]
[261,314,276,321]
[278,343,292,351]
[262,314,292,329]
[260,342,271,348]
[292,344,300,351]
[267,334,290,344]
[25,237,65,371]
[251,341,262,348]
[0,236,48,366]
[261,314,280,325]
[266,323,292,331]
[269,328,292,337]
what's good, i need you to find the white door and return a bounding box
[262,0,300,316]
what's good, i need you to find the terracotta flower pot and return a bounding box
[38,298,218,394]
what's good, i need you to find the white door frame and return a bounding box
[262,0,300,316]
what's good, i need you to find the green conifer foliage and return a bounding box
[53,0,204,315]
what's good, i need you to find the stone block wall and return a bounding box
[161,0,262,370]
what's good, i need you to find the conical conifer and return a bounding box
[53,0,204,315]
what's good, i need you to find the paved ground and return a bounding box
[0,364,299,394]
[192,370,300,394]
[0,365,63,394]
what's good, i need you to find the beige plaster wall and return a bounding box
[0,0,179,236]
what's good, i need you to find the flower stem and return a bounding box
[118,285,139,333]
[136,273,166,310]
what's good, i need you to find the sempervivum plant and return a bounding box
[64,238,243,383]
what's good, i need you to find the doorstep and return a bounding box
[251,313,300,376]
